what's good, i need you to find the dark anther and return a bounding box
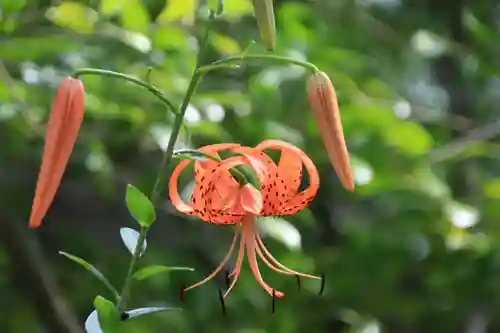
[120,312,130,321]
[218,288,227,317]
[271,289,276,314]
[295,275,301,291]
[319,273,326,296]
[180,284,186,303]
[224,270,231,289]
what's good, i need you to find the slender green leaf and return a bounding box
[173,149,213,162]
[123,306,182,320]
[99,0,124,15]
[45,2,98,33]
[120,0,150,34]
[94,296,120,333]
[125,184,156,227]
[59,251,119,300]
[157,0,197,23]
[133,265,195,281]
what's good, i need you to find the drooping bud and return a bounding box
[252,0,276,51]
[307,71,354,192]
[29,76,85,228]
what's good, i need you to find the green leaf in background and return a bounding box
[189,121,232,141]
[45,2,98,33]
[209,33,242,55]
[153,26,191,50]
[2,0,27,14]
[410,166,450,199]
[99,0,124,15]
[385,122,434,156]
[208,0,224,15]
[157,0,197,23]
[58,251,119,300]
[94,295,120,333]
[125,184,156,227]
[257,217,302,251]
[252,0,276,51]
[133,265,195,281]
[0,37,80,62]
[362,78,400,100]
[220,0,253,19]
[120,0,150,34]
[0,82,10,102]
[484,179,500,199]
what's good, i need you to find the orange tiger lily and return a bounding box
[169,140,321,298]
[29,77,85,229]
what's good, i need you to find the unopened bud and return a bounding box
[29,76,85,228]
[252,0,276,51]
[307,72,354,192]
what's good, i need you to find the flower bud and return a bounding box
[307,71,354,192]
[29,76,85,228]
[252,0,276,51]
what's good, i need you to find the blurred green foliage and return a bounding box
[1,0,500,332]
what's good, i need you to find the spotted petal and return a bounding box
[256,140,319,215]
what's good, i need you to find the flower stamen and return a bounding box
[243,219,284,298]
[255,232,320,280]
[224,227,246,297]
[184,224,241,292]
[218,288,227,316]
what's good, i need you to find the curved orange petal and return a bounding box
[194,143,241,184]
[256,140,303,201]
[190,160,241,224]
[202,156,263,221]
[240,184,263,215]
[168,159,198,215]
[256,140,319,215]
[191,144,242,219]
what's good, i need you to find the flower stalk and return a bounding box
[115,11,216,314]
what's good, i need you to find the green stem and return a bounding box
[115,226,147,311]
[72,68,178,116]
[115,11,216,314]
[197,63,240,74]
[209,53,319,73]
[149,72,202,204]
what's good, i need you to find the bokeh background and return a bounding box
[1,0,500,332]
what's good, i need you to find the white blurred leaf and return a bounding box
[445,201,479,229]
[124,306,182,320]
[120,227,147,257]
[85,310,103,333]
[257,217,301,250]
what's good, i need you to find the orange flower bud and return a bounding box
[307,71,354,192]
[252,0,276,51]
[29,77,85,228]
